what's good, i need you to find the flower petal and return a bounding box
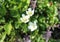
[28,8,32,11]
[22,14,25,17]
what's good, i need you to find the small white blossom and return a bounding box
[28,20,37,31]
[26,8,34,16]
[20,14,30,23]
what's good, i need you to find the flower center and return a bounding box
[28,11,32,15]
[23,18,28,22]
[32,24,35,28]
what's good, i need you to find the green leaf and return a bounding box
[4,22,13,35]
[0,32,6,42]
[0,5,6,17]
[0,17,5,23]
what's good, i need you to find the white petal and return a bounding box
[28,25,32,29]
[26,11,28,15]
[32,9,34,14]
[31,29,34,31]
[22,14,25,17]
[31,28,36,31]
[24,19,29,23]
[28,8,32,11]
[29,22,33,25]
[26,15,30,19]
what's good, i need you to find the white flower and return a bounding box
[28,20,37,31]
[20,14,30,23]
[26,8,34,16]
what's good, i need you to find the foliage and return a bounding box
[0,0,59,42]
